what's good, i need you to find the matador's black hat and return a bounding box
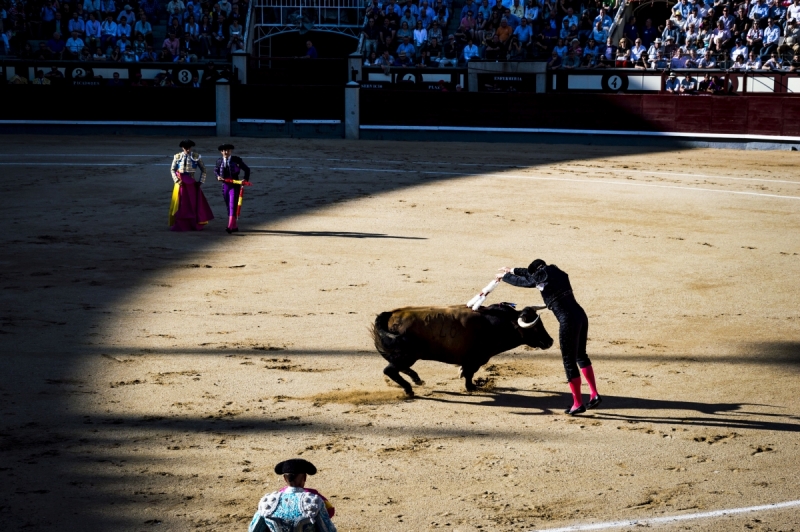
[274,458,317,476]
[528,259,546,273]
[218,143,235,151]
[179,139,196,149]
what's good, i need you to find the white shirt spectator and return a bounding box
[167,0,186,16]
[524,5,539,20]
[86,19,102,37]
[83,0,100,13]
[731,44,748,61]
[66,36,85,54]
[413,27,427,47]
[135,19,152,35]
[463,42,480,60]
[679,76,696,91]
[101,19,117,36]
[763,24,780,45]
[789,2,800,23]
[745,56,762,69]
[184,21,199,36]
[631,43,646,60]
[69,18,86,34]
[591,27,608,42]
[117,8,135,22]
[697,54,715,68]
[665,76,680,92]
[116,22,131,37]
[217,0,232,16]
[562,14,578,28]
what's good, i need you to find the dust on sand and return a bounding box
[0,136,799,532]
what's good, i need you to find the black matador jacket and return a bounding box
[214,156,251,181]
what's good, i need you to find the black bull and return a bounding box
[372,303,554,396]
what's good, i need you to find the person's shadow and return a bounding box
[421,388,800,433]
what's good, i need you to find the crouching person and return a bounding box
[249,459,337,532]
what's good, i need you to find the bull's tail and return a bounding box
[372,312,411,363]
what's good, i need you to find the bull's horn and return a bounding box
[530,305,547,311]
[518,315,541,328]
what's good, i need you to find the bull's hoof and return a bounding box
[412,379,425,386]
[465,384,477,393]
[404,389,415,398]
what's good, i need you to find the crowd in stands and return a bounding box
[0,0,248,61]
[359,0,800,70]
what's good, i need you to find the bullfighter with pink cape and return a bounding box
[168,139,215,231]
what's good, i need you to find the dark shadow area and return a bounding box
[423,389,800,433]
[240,229,426,240]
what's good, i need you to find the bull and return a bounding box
[372,303,553,396]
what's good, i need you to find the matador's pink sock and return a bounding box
[581,366,599,398]
[568,377,583,409]
[228,216,235,229]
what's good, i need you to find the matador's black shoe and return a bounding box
[564,404,586,416]
[225,228,233,234]
[586,396,603,409]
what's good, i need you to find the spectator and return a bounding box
[364,50,378,65]
[665,72,680,92]
[65,30,85,58]
[413,20,427,48]
[135,13,153,45]
[85,13,101,47]
[524,0,539,23]
[442,34,458,65]
[485,33,503,60]
[428,36,443,63]
[591,20,607,43]
[623,15,638,42]
[562,7,578,30]
[375,49,394,72]
[167,0,185,24]
[514,16,532,50]
[582,38,600,67]
[100,14,117,48]
[168,16,183,38]
[211,15,227,55]
[761,18,780,58]
[662,19,681,45]
[400,8,416,29]
[762,52,782,70]
[141,0,159,24]
[33,42,51,60]
[746,23,763,54]
[46,31,66,58]
[547,49,562,69]
[553,37,567,58]
[396,35,415,59]
[631,37,645,60]
[496,17,512,45]
[749,0,769,27]
[117,16,132,43]
[31,69,50,85]
[116,5,133,23]
[673,0,691,19]
[790,0,800,25]
[647,37,662,59]
[397,20,412,42]
[594,7,612,30]
[563,46,580,68]
[109,44,122,61]
[684,48,699,67]
[788,53,800,72]
[781,20,800,56]
[679,72,696,93]
[698,73,721,93]
[642,18,657,47]
[728,53,747,70]
[463,37,480,61]
[101,0,117,20]
[395,49,413,66]
[745,50,762,69]
[68,12,86,37]
[163,31,180,58]
[132,32,146,55]
[53,12,65,36]
[108,71,125,86]
[302,40,317,59]
[615,47,633,67]
[428,20,443,43]
[697,49,715,68]
[199,15,213,57]
[651,50,668,69]
[731,38,748,63]
[44,66,65,82]
[710,20,731,51]
[362,18,378,57]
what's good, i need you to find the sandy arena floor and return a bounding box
[0,136,798,532]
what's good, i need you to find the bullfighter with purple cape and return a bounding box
[214,143,251,234]
[169,139,215,231]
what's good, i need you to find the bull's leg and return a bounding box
[461,366,477,392]
[384,363,414,397]
[400,367,424,386]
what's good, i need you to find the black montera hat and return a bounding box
[528,259,546,272]
[274,459,317,476]
[218,143,235,151]
[179,139,196,149]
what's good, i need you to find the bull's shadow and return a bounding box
[422,389,800,433]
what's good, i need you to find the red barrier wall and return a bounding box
[360,92,800,138]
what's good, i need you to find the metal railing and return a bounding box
[253,0,365,42]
